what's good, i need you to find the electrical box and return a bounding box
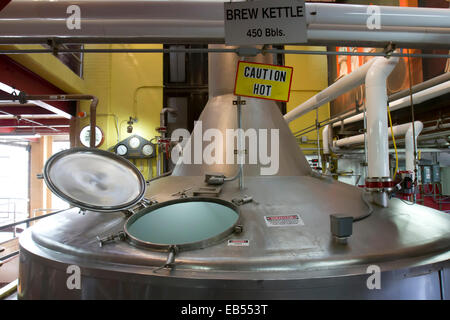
[432,165,441,183]
[441,167,450,196]
[421,166,432,184]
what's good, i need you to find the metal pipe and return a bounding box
[159,108,177,175]
[237,94,244,190]
[1,48,450,59]
[1,2,449,48]
[365,57,399,178]
[0,209,64,231]
[25,94,98,147]
[332,79,450,128]
[0,110,60,132]
[406,122,424,180]
[322,125,330,155]
[307,3,450,28]
[334,121,421,148]
[389,72,450,102]
[284,58,377,123]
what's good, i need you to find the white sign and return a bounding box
[224,0,307,45]
[264,214,304,227]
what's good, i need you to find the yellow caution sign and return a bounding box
[234,61,293,102]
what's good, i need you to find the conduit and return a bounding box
[405,122,423,179]
[332,80,450,128]
[332,121,423,179]
[333,122,422,148]
[365,57,399,179]
[284,58,377,123]
[20,94,99,147]
[0,1,449,48]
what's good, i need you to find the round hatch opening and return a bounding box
[125,197,240,251]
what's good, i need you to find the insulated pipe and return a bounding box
[307,3,450,28]
[322,125,330,155]
[1,2,450,48]
[332,80,450,128]
[284,58,377,123]
[389,72,450,102]
[159,108,177,174]
[24,94,98,148]
[405,121,423,179]
[333,122,421,148]
[365,57,399,179]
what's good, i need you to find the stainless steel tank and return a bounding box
[18,46,450,299]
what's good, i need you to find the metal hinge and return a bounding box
[232,195,253,206]
[153,245,179,273]
[96,231,126,247]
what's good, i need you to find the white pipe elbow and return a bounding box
[405,121,423,176]
[365,57,399,179]
[322,125,330,155]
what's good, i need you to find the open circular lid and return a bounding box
[43,148,146,212]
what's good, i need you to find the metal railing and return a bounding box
[0,198,28,239]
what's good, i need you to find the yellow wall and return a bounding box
[79,44,164,179]
[3,44,164,180]
[4,44,328,176]
[285,46,329,155]
[2,44,85,93]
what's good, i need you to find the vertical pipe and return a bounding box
[365,57,399,178]
[316,108,321,167]
[363,103,368,178]
[407,50,417,203]
[405,121,423,180]
[89,98,98,148]
[237,91,244,190]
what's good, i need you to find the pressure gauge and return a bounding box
[142,144,154,156]
[116,144,128,156]
[129,137,141,149]
[79,125,104,147]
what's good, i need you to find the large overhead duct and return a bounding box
[365,57,399,184]
[0,1,449,48]
[332,79,450,128]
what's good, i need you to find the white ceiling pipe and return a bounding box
[332,80,450,128]
[0,82,72,119]
[1,1,450,47]
[334,122,416,148]
[405,121,423,180]
[365,57,399,179]
[389,80,450,111]
[322,125,330,155]
[2,2,448,29]
[307,25,450,48]
[284,58,377,123]
[308,3,450,29]
[0,114,65,119]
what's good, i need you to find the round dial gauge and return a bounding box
[129,137,141,149]
[79,126,104,147]
[142,144,154,156]
[116,144,128,156]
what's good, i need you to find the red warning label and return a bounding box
[228,239,250,247]
[264,214,304,227]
